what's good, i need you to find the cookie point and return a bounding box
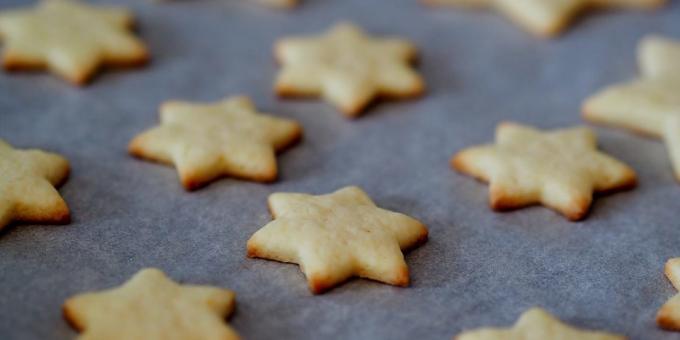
[63,68,95,86]
[245,241,261,258]
[657,308,680,330]
[581,103,598,121]
[564,210,588,222]
[44,196,71,224]
[450,152,467,171]
[281,122,304,149]
[273,39,288,61]
[274,82,304,98]
[138,267,162,275]
[62,300,84,332]
[561,196,592,221]
[135,268,168,282]
[497,121,520,130]
[127,139,141,155]
[539,27,563,39]
[308,278,332,295]
[60,158,72,180]
[488,188,517,211]
[417,226,429,244]
[622,168,638,189]
[55,206,71,224]
[394,266,410,287]
[339,105,365,119]
[254,169,278,183]
[180,177,208,191]
[136,48,152,66]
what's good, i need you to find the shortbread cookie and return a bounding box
[0,139,70,230]
[583,36,680,182]
[64,268,239,340]
[657,258,680,330]
[247,186,428,294]
[274,22,425,118]
[0,0,149,85]
[451,122,636,221]
[455,307,625,340]
[129,96,302,190]
[423,0,665,38]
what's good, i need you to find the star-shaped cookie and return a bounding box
[451,122,637,221]
[247,186,428,294]
[657,258,680,331]
[63,268,239,340]
[274,22,425,118]
[129,96,302,190]
[0,139,70,230]
[455,307,625,340]
[0,0,149,85]
[422,0,665,38]
[584,35,680,182]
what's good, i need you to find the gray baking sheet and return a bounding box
[1,0,680,339]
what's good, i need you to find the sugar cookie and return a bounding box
[583,35,680,182]
[451,122,636,220]
[275,22,424,117]
[64,268,239,340]
[0,0,149,85]
[0,139,70,230]
[455,307,625,340]
[247,186,428,294]
[129,96,302,190]
[423,0,665,38]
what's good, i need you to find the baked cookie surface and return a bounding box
[247,186,428,294]
[451,122,636,220]
[0,0,149,85]
[423,0,665,38]
[455,307,625,340]
[0,139,70,230]
[64,268,239,340]
[129,96,302,190]
[275,22,424,117]
[583,36,680,182]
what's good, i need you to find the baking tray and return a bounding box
[1,0,679,339]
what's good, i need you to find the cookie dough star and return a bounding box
[657,258,680,331]
[584,35,680,182]
[247,186,428,294]
[129,96,302,190]
[0,0,149,85]
[422,0,665,38]
[0,139,70,230]
[274,22,425,118]
[451,122,637,221]
[455,308,625,340]
[63,268,240,340]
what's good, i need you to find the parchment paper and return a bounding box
[1,0,679,339]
